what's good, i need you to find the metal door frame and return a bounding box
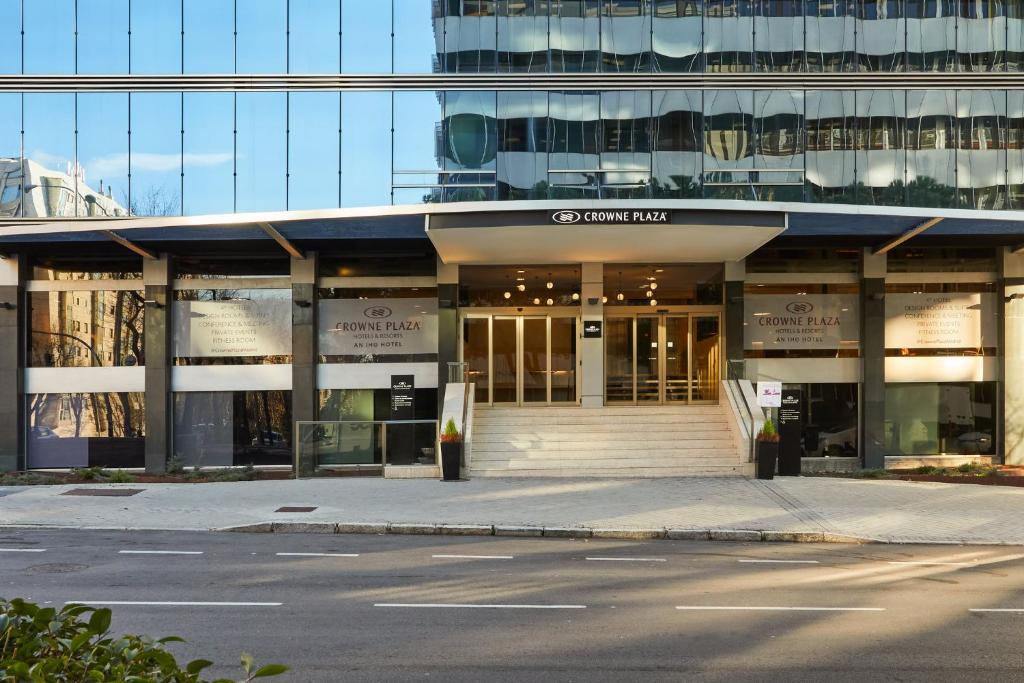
[604,307,723,406]
[459,309,580,407]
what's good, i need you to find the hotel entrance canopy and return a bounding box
[1,200,1023,259]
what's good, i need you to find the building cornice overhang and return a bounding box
[1,72,1022,92]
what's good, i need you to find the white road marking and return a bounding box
[969,608,1024,613]
[276,552,360,558]
[432,554,514,560]
[887,561,973,567]
[585,557,667,562]
[676,606,885,612]
[0,548,46,553]
[66,601,281,607]
[118,550,204,555]
[738,559,820,564]
[374,603,586,610]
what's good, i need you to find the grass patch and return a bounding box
[0,472,62,486]
[851,468,892,479]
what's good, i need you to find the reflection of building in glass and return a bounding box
[0,157,127,218]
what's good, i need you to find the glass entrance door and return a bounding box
[462,314,578,406]
[605,313,721,405]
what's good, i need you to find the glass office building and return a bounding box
[1,1,1022,475]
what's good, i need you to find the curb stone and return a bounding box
[388,523,438,535]
[709,529,762,542]
[336,522,388,535]
[666,529,711,541]
[592,528,666,540]
[542,527,593,539]
[271,522,335,534]
[494,525,544,537]
[439,524,494,536]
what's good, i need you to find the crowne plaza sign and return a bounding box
[549,209,672,225]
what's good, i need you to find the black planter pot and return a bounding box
[440,442,462,481]
[756,441,779,480]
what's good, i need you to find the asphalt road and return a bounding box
[2,529,1024,682]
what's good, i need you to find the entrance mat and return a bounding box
[275,506,319,513]
[61,488,144,497]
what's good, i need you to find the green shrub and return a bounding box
[73,466,105,481]
[0,473,62,487]
[854,468,889,479]
[914,465,940,475]
[106,469,135,484]
[167,455,185,475]
[0,598,286,682]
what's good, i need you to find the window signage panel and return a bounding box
[173,299,292,358]
[549,209,672,225]
[757,382,782,408]
[744,294,859,350]
[320,298,438,356]
[885,293,996,349]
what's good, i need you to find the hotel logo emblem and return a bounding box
[364,306,393,318]
[551,210,583,225]
[785,301,814,314]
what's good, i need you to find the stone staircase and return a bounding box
[468,404,753,477]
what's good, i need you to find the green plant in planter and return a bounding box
[756,416,779,442]
[440,417,462,444]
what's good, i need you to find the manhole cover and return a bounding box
[62,488,144,497]
[28,563,89,574]
[275,506,318,513]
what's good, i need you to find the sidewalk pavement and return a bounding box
[2,476,1024,545]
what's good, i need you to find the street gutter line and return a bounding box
[119,550,204,555]
[432,554,514,560]
[276,552,360,557]
[738,559,820,564]
[0,548,46,553]
[887,561,972,566]
[676,606,886,612]
[374,603,586,610]
[66,601,282,607]
[585,557,667,562]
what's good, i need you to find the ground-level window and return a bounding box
[316,389,438,466]
[884,382,997,456]
[782,383,859,458]
[27,392,145,469]
[172,391,292,467]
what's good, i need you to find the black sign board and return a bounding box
[549,209,672,226]
[583,320,603,339]
[778,389,803,476]
[390,374,415,421]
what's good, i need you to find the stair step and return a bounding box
[470,451,741,464]
[475,419,733,431]
[472,440,738,452]
[471,465,754,478]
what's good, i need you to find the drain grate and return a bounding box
[275,506,318,513]
[62,488,144,497]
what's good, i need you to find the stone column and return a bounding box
[437,258,459,415]
[580,263,604,408]
[724,259,746,380]
[292,253,318,477]
[0,254,25,472]
[861,248,887,470]
[1001,248,1024,465]
[143,255,172,474]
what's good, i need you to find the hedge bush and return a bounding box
[0,598,286,682]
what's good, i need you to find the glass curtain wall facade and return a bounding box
[0,2,1021,216]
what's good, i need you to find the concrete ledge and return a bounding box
[271,522,336,534]
[710,529,762,542]
[388,523,438,535]
[336,522,389,535]
[591,528,666,540]
[667,529,711,541]
[762,531,826,543]
[439,524,494,536]
[494,525,544,537]
[543,527,593,539]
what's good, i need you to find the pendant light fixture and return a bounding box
[616,271,624,301]
[546,272,554,290]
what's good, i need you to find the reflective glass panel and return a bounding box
[173,391,292,467]
[290,0,341,73]
[855,89,906,206]
[341,1,392,72]
[703,89,754,198]
[341,92,391,207]
[600,90,651,198]
[130,93,183,216]
[498,0,548,72]
[652,90,702,198]
[0,0,19,74]
[705,0,753,72]
[29,290,145,368]
[603,0,650,72]
[806,90,856,203]
[692,315,719,401]
[184,0,234,73]
[238,0,287,73]
[0,92,21,217]
[24,0,74,73]
[492,317,517,403]
[393,91,443,204]
[443,90,497,202]
[906,0,955,71]
[77,0,128,73]
[884,382,996,456]
[754,0,801,71]
[906,90,957,209]
[523,317,547,402]
[754,89,804,201]
[131,0,182,73]
[463,317,490,403]
[551,316,576,402]
[183,92,234,215]
[1009,90,1024,208]
[664,314,689,402]
[497,91,548,199]
[958,0,1005,72]
[807,0,855,71]
[289,92,340,210]
[548,91,601,198]
[444,0,498,72]
[858,0,905,71]
[76,93,129,216]
[237,92,287,212]
[550,0,601,72]
[23,94,76,217]
[636,316,660,402]
[653,0,703,72]
[604,316,634,403]
[958,89,1007,210]
[28,393,145,469]
[394,0,439,73]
